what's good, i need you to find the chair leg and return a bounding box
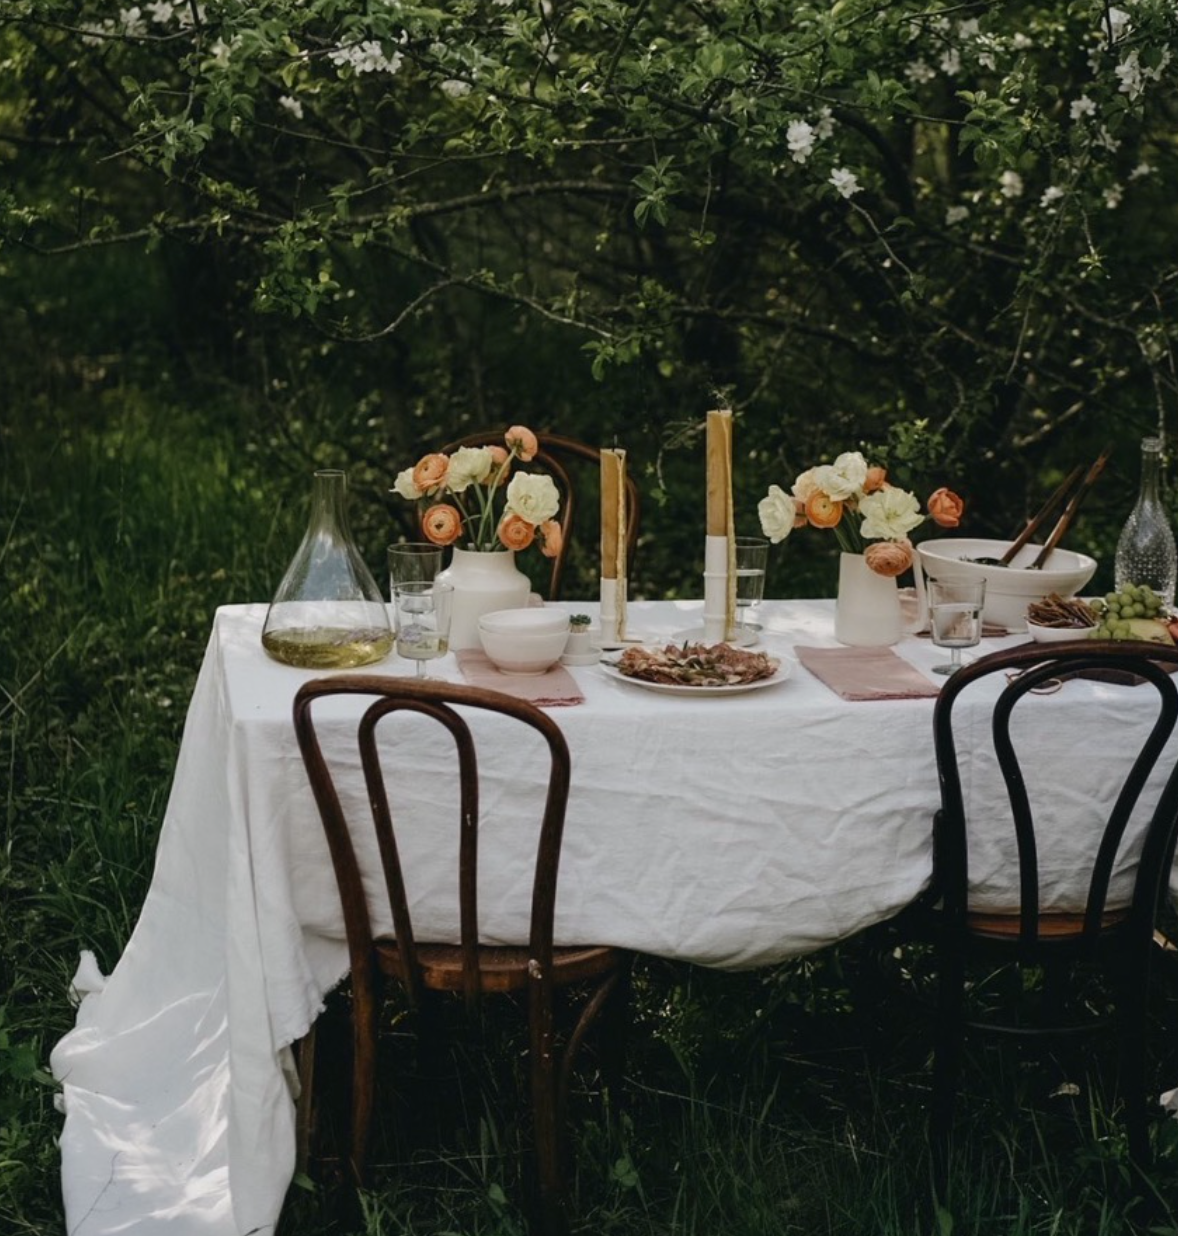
[1116,955,1152,1170]
[294,1022,318,1177]
[349,967,381,1187]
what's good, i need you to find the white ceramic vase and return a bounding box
[834,552,902,647]
[436,547,532,650]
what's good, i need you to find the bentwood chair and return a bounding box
[292,675,629,1235]
[913,639,1178,1188]
[439,431,641,600]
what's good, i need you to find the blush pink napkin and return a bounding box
[455,650,585,707]
[795,645,940,701]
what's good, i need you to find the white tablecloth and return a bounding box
[50,600,1178,1235]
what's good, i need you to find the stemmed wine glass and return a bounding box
[733,536,769,645]
[393,581,454,679]
[388,542,444,594]
[928,578,987,675]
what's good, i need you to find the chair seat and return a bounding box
[375,939,624,993]
[966,908,1128,940]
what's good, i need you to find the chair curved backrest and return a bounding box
[439,431,641,599]
[932,639,1178,958]
[292,675,571,1011]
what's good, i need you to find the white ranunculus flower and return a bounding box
[859,486,925,540]
[792,467,822,504]
[392,467,422,500]
[758,485,796,544]
[813,452,868,501]
[504,472,559,525]
[445,446,494,493]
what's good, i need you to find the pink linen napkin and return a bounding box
[455,650,585,707]
[795,645,940,701]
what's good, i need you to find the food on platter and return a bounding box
[614,642,779,687]
[1025,594,1099,629]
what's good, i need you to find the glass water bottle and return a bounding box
[262,470,394,668]
[1114,436,1177,606]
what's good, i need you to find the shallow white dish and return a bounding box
[1027,621,1098,644]
[917,538,1097,632]
[597,659,789,697]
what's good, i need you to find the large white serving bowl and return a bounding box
[478,608,570,675]
[917,538,1098,633]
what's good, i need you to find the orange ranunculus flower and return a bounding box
[865,539,914,577]
[412,453,450,494]
[498,513,536,551]
[421,503,462,546]
[505,425,539,461]
[805,491,844,529]
[486,444,511,483]
[538,519,563,559]
[863,465,887,494]
[928,487,965,528]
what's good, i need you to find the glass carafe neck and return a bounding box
[308,469,349,535]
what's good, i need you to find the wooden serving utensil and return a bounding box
[968,465,1085,566]
[1029,447,1111,569]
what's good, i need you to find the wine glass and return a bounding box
[393,581,454,679]
[734,536,769,645]
[928,578,986,676]
[388,542,444,595]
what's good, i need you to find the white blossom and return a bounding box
[147,0,175,24]
[905,60,936,85]
[1011,32,1032,50]
[329,40,403,75]
[945,205,970,225]
[939,48,961,76]
[1069,95,1096,121]
[1130,161,1155,180]
[829,168,861,199]
[813,452,868,502]
[758,486,796,544]
[441,78,472,98]
[278,95,304,120]
[1104,184,1124,209]
[859,487,924,540]
[1039,185,1064,210]
[999,170,1024,199]
[1095,125,1121,152]
[786,119,815,164]
[119,6,147,35]
[1107,7,1133,44]
[814,107,835,140]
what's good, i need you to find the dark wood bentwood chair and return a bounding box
[292,675,629,1234]
[440,431,641,600]
[915,639,1178,1188]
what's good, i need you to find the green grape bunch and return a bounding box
[1089,584,1167,640]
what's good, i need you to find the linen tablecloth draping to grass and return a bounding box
[50,600,1178,1235]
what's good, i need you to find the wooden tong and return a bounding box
[1028,448,1110,568]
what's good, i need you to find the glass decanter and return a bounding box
[262,469,394,668]
[1114,437,1177,607]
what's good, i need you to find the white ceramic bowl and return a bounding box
[917,538,1098,633]
[478,609,569,675]
[1026,620,1099,644]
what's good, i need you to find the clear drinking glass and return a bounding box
[388,542,445,596]
[928,578,986,676]
[393,581,454,679]
[733,536,769,644]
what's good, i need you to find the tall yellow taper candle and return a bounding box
[601,447,628,640]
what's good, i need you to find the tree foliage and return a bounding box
[5,1,1178,586]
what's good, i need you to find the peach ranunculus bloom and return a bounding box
[865,539,914,577]
[863,465,887,494]
[538,519,563,559]
[927,487,965,528]
[805,491,844,529]
[422,503,462,546]
[486,444,511,483]
[505,425,539,461]
[412,453,450,494]
[498,513,536,551]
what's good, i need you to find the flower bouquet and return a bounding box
[392,425,563,558]
[757,450,963,576]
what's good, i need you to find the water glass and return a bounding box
[388,542,444,597]
[734,536,769,643]
[393,581,454,679]
[928,578,986,676]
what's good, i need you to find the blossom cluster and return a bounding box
[393,426,563,557]
[758,451,963,577]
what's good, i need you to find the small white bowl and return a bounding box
[1026,620,1098,644]
[478,607,570,636]
[478,610,569,675]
